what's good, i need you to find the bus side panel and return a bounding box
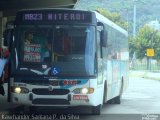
[106,60,113,101]
[121,61,129,92]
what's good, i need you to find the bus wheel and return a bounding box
[113,96,121,104]
[92,104,101,115]
[114,80,123,104]
[103,81,107,104]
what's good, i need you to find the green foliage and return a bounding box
[97,8,128,30]
[76,0,160,35]
[129,36,136,58]
[130,25,160,60]
[76,0,160,61]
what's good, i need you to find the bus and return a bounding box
[2,9,129,115]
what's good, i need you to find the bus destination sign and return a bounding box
[22,12,92,23]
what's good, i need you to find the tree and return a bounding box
[129,36,136,58]
[97,8,128,30]
[131,25,160,60]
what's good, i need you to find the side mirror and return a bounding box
[100,30,108,47]
[97,22,108,47]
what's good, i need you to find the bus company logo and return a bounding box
[49,80,59,86]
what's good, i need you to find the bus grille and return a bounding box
[32,88,70,95]
[32,98,70,105]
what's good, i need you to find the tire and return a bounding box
[92,104,101,115]
[114,80,123,104]
[113,96,121,104]
[103,82,107,104]
[108,80,123,104]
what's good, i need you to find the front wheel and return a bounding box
[92,104,102,115]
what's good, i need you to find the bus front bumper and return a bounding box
[11,92,99,107]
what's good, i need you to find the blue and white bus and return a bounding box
[2,9,129,114]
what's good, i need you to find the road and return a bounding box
[0,77,160,120]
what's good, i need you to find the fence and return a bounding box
[129,60,160,71]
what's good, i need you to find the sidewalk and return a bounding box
[129,70,160,80]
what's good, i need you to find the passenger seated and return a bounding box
[24,32,34,44]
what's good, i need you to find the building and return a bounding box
[147,20,160,31]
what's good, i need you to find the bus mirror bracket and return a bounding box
[97,22,107,47]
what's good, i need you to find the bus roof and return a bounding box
[94,11,128,37]
[18,8,89,12]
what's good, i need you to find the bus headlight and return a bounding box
[81,88,88,94]
[73,88,94,94]
[15,87,21,94]
[12,87,29,94]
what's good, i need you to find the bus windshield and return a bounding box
[18,25,96,76]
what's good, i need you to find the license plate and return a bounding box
[73,95,88,100]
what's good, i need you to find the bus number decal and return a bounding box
[24,13,43,20]
[63,80,77,86]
